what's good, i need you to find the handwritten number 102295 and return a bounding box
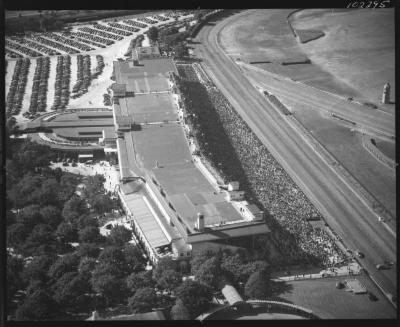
[346,1,390,8]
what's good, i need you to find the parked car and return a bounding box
[355,251,364,259]
[376,263,390,270]
[368,292,378,302]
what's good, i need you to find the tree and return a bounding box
[78,226,101,244]
[47,253,80,280]
[91,274,127,305]
[171,299,191,320]
[98,246,129,276]
[157,269,182,293]
[52,272,92,311]
[90,194,114,215]
[40,206,63,229]
[56,222,78,244]
[6,210,16,226]
[194,256,222,290]
[15,289,60,321]
[7,223,27,250]
[108,225,132,246]
[22,255,57,283]
[7,254,25,305]
[78,257,97,275]
[126,270,155,295]
[147,26,159,43]
[190,250,213,275]
[62,195,88,222]
[175,280,212,318]
[76,243,101,259]
[244,269,272,299]
[153,256,177,280]
[16,204,43,230]
[38,178,63,207]
[128,287,158,313]
[123,244,146,273]
[22,224,57,256]
[76,214,99,229]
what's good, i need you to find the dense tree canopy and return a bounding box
[76,243,101,259]
[171,298,191,320]
[40,206,63,229]
[78,226,102,244]
[22,224,57,256]
[47,253,80,280]
[244,269,272,299]
[175,280,212,319]
[22,255,57,283]
[108,225,132,246]
[128,287,158,313]
[52,272,92,311]
[56,222,78,244]
[15,289,60,321]
[91,274,128,305]
[193,256,222,290]
[126,270,155,295]
[157,269,182,293]
[147,26,159,43]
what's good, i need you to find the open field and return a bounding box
[219,9,395,112]
[291,9,395,108]
[279,275,396,319]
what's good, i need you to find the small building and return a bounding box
[228,181,240,191]
[225,190,245,202]
[133,46,162,61]
[110,83,127,98]
[245,204,264,221]
[78,153,94,162]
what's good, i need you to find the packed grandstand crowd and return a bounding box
[175,64,347,267]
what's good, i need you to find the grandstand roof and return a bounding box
[122,193,170,249]
[221,284,244,306]
[186,221,270,243]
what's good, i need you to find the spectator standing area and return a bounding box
[112,50,270,263]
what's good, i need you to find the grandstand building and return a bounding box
[112,50,270,262]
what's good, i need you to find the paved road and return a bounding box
[239,63,395,140]
[192,10,396,301]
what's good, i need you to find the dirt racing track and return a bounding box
[192,10,396,302]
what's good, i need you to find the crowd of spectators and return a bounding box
[41,32,95,52]
[107,22,139,33]
[29,57,50,113]
[8,36,60,56]
[92,23,132,37]
[122,19,147,29]
[51,55,71,110]
[174,64,347,268]
[29,34,80,54]
[6,39,43,58]
[69,31,114,46]
[71,54,91,99]
[6,58,30,116]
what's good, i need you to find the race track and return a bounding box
[192,10,396,302]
